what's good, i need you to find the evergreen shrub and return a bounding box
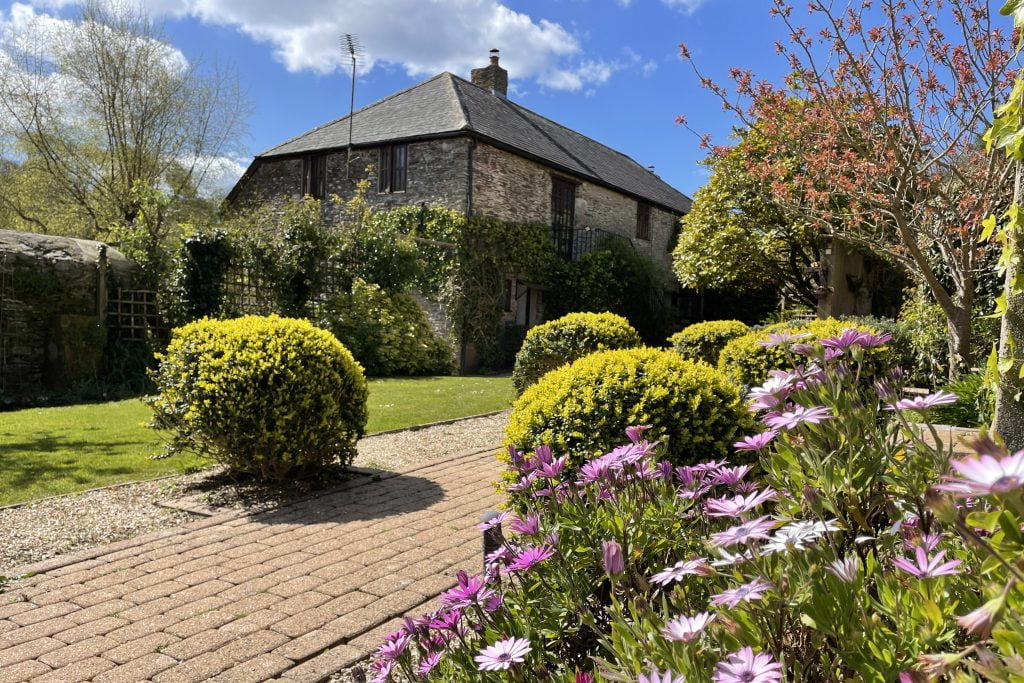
[511,312,641,395]
[148,315,367,480]
[504,347,748,472]
[668,319,750,365]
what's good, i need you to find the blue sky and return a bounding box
[1,0,1002,198]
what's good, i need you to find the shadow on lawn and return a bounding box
[0,435,151,489]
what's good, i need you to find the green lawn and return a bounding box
[0,375,512,506]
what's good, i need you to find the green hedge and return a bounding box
[504,347,748,473]
[669,319,750,365]
[512,312,641,395]
[147,315,368,480]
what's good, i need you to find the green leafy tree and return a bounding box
[673,132,820,308]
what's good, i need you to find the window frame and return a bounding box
[551,176,577,259]
[378,144,408,193]
[636,201,652,241]
[302,154,327,200]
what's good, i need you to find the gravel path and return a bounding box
[0,411,508,574]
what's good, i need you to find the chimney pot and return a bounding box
[489,48,500,65]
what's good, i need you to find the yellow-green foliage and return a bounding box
[504,347,748,471]
[512,312,641,395]
[148,315,368,480]
[669,319,750,366]
[717,318,882,387]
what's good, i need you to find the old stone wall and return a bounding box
[231,138,472,219]
[0,230,136,400]
[471,142,679,284]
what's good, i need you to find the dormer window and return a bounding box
[378,144,408,193]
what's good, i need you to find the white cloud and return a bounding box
[191,154,248,197]
[661,0,709,13]
[144,0,599,91]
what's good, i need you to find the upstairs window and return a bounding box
[378,144,408,193]
[636,202,652,241]
[551,177,576,259]
[302,154,327,199]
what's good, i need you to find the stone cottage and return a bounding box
[228,51,692,330]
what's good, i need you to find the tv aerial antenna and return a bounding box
[342,34,362,177]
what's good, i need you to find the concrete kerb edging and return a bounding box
[9,445,499,578]
[0,409,509,515]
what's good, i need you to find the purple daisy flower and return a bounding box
[417,651,443,676]
[638,668,687,683]
[711,579,773,607]
[758,330,812,347]
[827,556,860,583]
[506,544,555,572]
[711,464,753,486]
[507,472,537,492]
[747,375,795,412]
[477,511,510,530]
[441,570,496,609]
[938,450,1024,497]
[710,516,776,547]
[579,452,620,484]
[474,637,531,671]
[650,557,714,585]
[661,612,716,642]
[713,647,783,683]
[508,513,542,535]
[376,633,412,660]
[764,405,832,431]
[626,424,653,444]
[892,546,961,578]
[576,674,595,683]
[537,455,569,479]
[704,489,778,518]
[427,608,462,631]
[733,431,777,452]
[886,390,958,412]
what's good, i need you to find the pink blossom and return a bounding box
[474,637,531,671]
[661,612,715,642]
[704,489,778,517]
[892,546,962,578]
[477,511,510,530]
[886,390,958,412]
[711,464,753,486]
[764,405,832,430]
[626,424,653,443]
[710,516,776,548]
[638,668,686,683]
[506,544,555,572]
[508,513,541,535]
[711,579,773,607]
[713,647,783,683]
[938,450,1024,497]
[733,431,777,451]
[759,330,812,347]
[650,557,714,585]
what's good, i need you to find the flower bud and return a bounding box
[602,540,624,575]
[957,590,1008,638]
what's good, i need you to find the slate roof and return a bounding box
[256,72,691,214]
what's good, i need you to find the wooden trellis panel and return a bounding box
[107,289,167,341]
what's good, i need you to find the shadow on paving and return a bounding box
[245,470,449,526]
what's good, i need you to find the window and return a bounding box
[302,154,326,199]
[636,202,652,241]
[378,144,408,193]
[551,177,576,259]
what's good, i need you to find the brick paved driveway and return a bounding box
[0,448,502,682]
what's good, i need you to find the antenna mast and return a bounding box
[342,34,362,178]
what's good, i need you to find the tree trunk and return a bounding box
[947,308,973,380]
[995,164,1024,451]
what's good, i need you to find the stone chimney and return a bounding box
[471,49,508,97]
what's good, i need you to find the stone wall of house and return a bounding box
[471,142,679,285]
[231,138,472,218]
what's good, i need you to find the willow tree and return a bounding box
[0,1,248,239]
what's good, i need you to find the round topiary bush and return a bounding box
[668,319,750,365]
[512,312,641,395]
[147,315,368,481]
[717,317,884,388]
[504,347,748,472]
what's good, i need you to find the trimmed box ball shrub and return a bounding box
[511,311,641,395]
[718,317,883,387]
[504,347,748,471]
[148,315,368,481]
[669,319,750,365]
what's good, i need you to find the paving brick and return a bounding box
[33,655,115,682]
[320,591,376,616]
[215,629,289,662]
[52,616,127,643]
[105,632,182,664]
[269,607,336,638]
[208,653,291,682]
[93,652,178,683]
[0,659,52,683]
[65,598,133,624]
[174,579,233,602]
[0,602,33,620]
[151,652,234,683]
[217,609,287,636]
[105,614,179,643]
[0,637,64,668]
[8,603,77,626]
[161,629,236,660]
[38,635,118,667]
[165,595,230,620]
[266,575,324,598]
[166,609,240,638]
[0,617,78,646]
[276,644,361,681]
